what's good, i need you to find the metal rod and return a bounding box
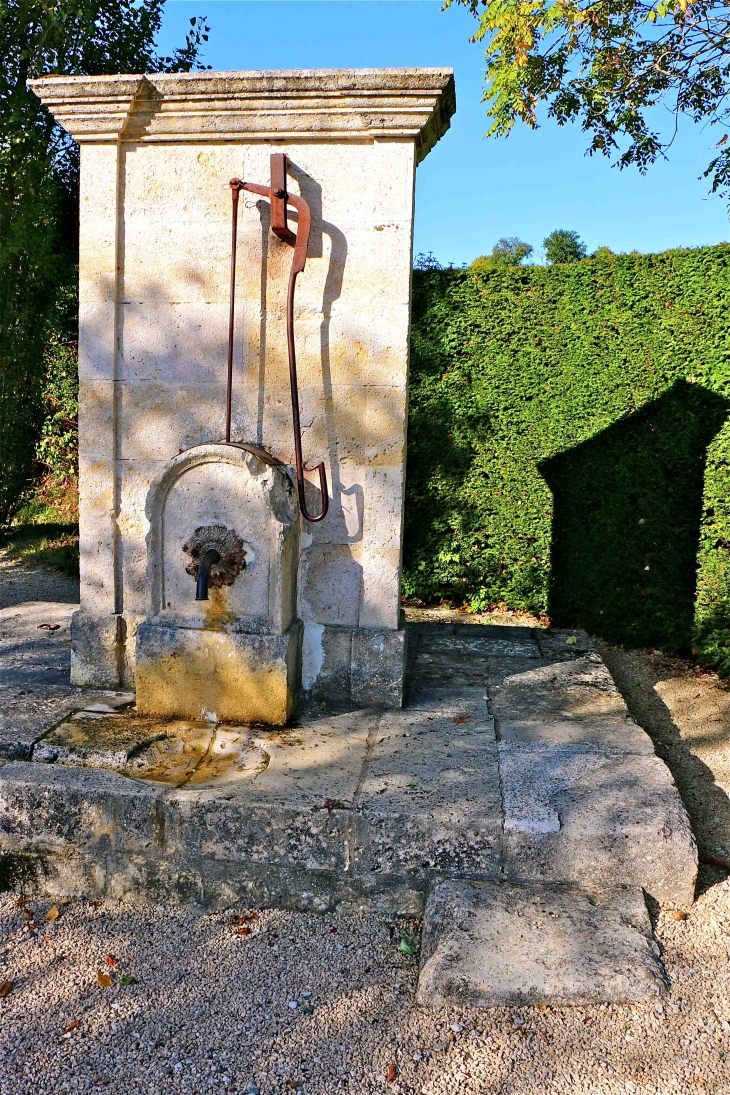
[225,183,240,444]
[285,255,329,523]
[228,170,329,523]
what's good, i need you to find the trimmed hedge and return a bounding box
[404,245,730,669]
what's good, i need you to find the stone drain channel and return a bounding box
[0,603,698,1007]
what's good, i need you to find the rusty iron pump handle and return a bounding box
[226,170,328,524]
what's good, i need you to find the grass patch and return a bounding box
[1,522,79,576]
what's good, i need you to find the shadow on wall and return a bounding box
[539,380,730,651]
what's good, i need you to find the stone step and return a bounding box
[418,879,668,1008]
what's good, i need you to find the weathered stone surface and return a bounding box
[497,713,654,751]
[27,72,454,706]
[534,627,596,661]
[29,70,456,162]
[491,655,630,722]
[422,626,542,660]
[358,709,501,882]
[417,880,668,1008]
[0,762,161,855]
[0,602,133,759]
[135,619,302,724]
[351,627,407,708]
[301,623,353,700]
[499,741,697,907]
[70,609,124,687]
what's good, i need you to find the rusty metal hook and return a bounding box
[227,158,328,523]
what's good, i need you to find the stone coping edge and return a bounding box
[28,68,456,162]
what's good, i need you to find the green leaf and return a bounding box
[119,974,136,986]
[399,939,418,956]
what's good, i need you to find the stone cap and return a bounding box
[28,68,455,162]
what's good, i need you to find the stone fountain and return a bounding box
[0,68,700,1010]
[29,68,456,721]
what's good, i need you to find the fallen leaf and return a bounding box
[399,938,418,955]
[119,974,135,986]
[21,907,33,922]
[89,900,102,908]
[13,897,26,908]
[63,1020,81,1034]
[97,971,113,988]
[452,714,470,725]
[37,623,60,631]
[45,906,60,921]
[43,935,52,942]
[104,954,118,967]
[673,911,688,921]
[329,927,337,934]
[386,1063,397,1083]
[0,980,12,998]
[234,925,250,936]
[565,635,577,645]
[700,855,730,869]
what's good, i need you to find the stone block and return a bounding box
[358,709,501,881]
[351,627,407,708]
[497,714,655,752]
[301,623,353,700]
[417,880,668,1008]
[0,762,161,856]
[499,741,698,908]
[489,655,629,718]
[70,610,124,687]
[164,796,351,873]
[299,544,363,628]
[535,627,596,660]
[135,619,303,724]
[420,629,542,660]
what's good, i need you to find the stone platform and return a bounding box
[0,602,697,1005]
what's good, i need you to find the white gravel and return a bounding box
[0,879,728,1095]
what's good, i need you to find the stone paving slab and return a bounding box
[497,715,655,751]
[359,708,502,881]
[0,610,701,1003]
[534,627,597,660]
[499,741,697,907]
[417,631,542,660]
[418,880,668,1007]
[490,655,630,720]
[0,601,134,760]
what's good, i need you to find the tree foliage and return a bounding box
[544,228,588,263]
[471,235,534,268]
[446,0,730,193]
[0,1,208,527]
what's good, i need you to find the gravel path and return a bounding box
[0,880,727,1095]
[0,550,79,611]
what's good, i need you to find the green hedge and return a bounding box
[404,245,730,669]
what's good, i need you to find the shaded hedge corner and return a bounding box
[404,245,730,668]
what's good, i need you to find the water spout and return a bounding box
[195,549,221,601]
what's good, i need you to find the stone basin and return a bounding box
[34,707,273,788]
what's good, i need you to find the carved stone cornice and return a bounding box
[28,69,455,162]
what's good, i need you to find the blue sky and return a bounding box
[159,1,729,267]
